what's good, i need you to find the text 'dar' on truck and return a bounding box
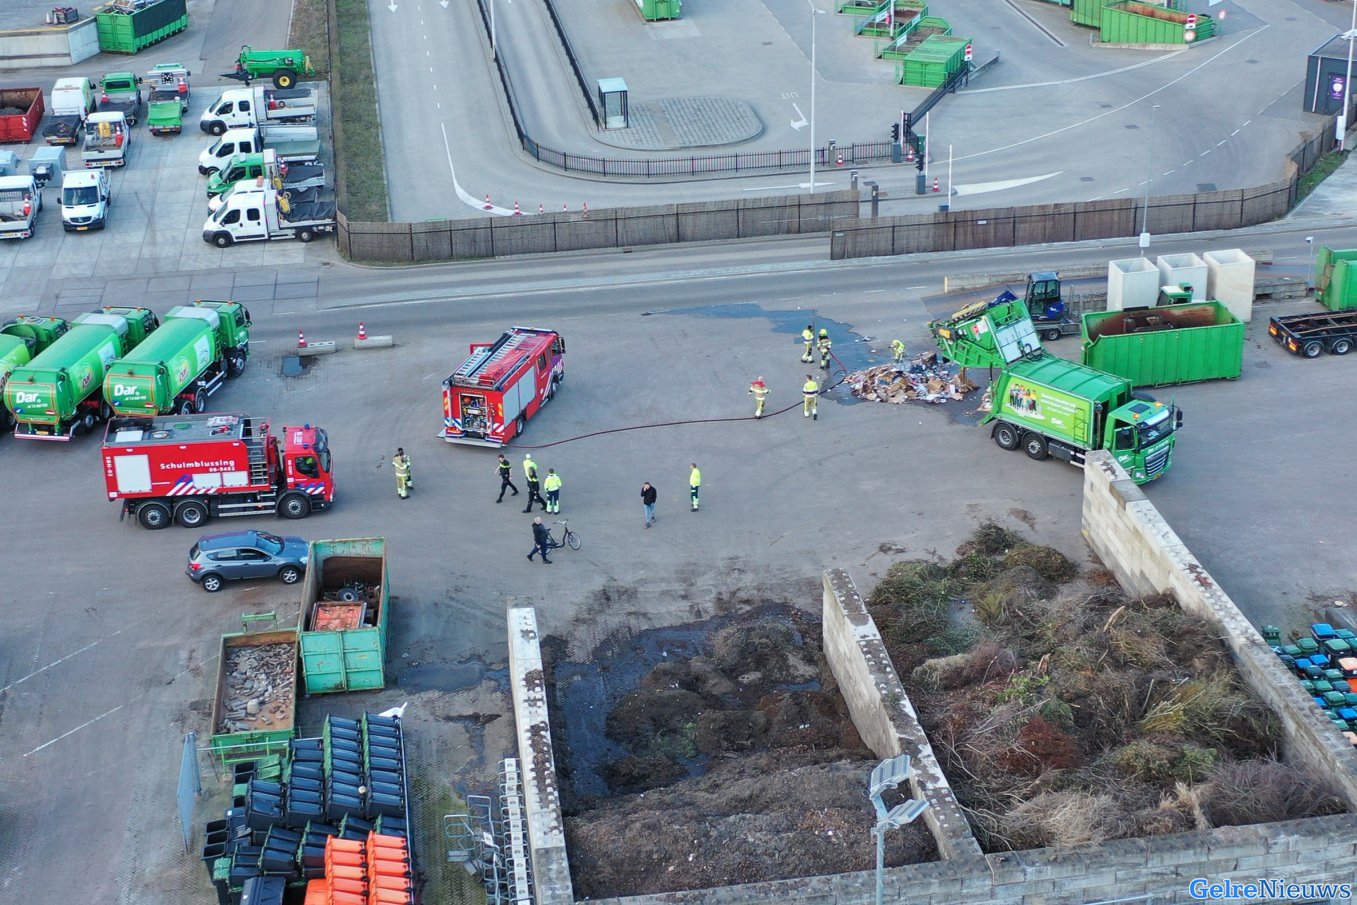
[440,326,564,447]
[101,412,335,529]
[930,295,1182,484]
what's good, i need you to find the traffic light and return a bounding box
[891,122,900,142]
[903,112,912,135]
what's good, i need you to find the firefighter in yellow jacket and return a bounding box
[749,376,769,418]
[801,324,815,363]
[393,448,412,499]
[803,375,819,420]
[818,329,832,370]
[543,468,563,514]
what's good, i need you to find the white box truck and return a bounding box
[197,125,320,174]
[60,169,111,231]
[0,174,42,239]
[202,186,334,246]
[82,112,131,168]
[199,87,316,135]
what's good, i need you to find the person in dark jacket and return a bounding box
[496,453,519,503]
[641,481,657,528]
[527,516,553,563]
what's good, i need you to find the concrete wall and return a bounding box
[1081,451,1357,808]
[0,19,98,69]
[820,569,981,861]
[507,607,574,905]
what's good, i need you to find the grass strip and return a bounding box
[287,0,331,77]
[331,0,391,222]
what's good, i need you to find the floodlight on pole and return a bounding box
[807,1,826,194]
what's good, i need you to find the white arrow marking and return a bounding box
[388,1,398,10]
[951,172,1061,197]
[789,102,807,131]
[440,0,449,6]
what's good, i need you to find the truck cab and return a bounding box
[0,175,41,240]
[97,72,143,126]
[60,169,111,231]
[198,128,260,174]
[83,112,130,168]
[200,89,255,135]
[146,65,190,135]
[204,187,334,246]
[45,77,96,145]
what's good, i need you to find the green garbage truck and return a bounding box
[930,294,1181,484]
[0,316,70,432]
[103,300,250,416]
[4,307,159,440]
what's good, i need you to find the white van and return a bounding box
[60,169,111,232]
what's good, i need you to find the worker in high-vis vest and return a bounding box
[543,468,563,514]
[393,448,412,499]
[689,463,701,511]
[803,375,819,420]
[801,324,815,363]
[818,329,832,370]
[891,338,906,363]
[749,376,769,418]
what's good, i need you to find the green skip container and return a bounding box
[298,538,390,695]
[896,33,969,88]
[209,628,297,764]
[1081,301,1244,387]
[95,0,189,55]
[1314,246,1357,312]
[1099,2,1216,44]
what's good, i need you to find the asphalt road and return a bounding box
[2,213,1356,903]
[369,0,1344,220]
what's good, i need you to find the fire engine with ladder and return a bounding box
[101,411,335,529]
[440,326,564,447]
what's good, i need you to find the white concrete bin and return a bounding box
[1203,248,1255,324]
[1107,257,1160,311]
[1156,253,1208,302]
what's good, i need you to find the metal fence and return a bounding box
[338,190,859,263]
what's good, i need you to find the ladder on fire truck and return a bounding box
[242,417,269,484]
[452,331,533,385]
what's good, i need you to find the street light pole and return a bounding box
[807,1,822,194]
[1306,236,1316,292]
[1341,2,1357,151]
[1139,103,1161,250]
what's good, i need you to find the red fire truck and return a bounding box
[101,411,335,529]
[440,326,565,447]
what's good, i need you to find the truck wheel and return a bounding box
[1023,433,1049,461]
[279,493,311,519]
[1041,328,1061,342]
[209,121,227,136]
[1330,338,1352,355]
[273,69,298,89]
[296,228,315,243]
[99,402,114,421]
[212,233,234,248]
[194,389,208,413]
[515,415,526,438]
[200,573,224,593]
[1302,340,1324,358]
[176,398,194,415]
[138,502,171,530]
[993,423,1020,451]
[79,410,97,434]
[227,351,247,378]
[278,565,302,585]
[175,500,208,528]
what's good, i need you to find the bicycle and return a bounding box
[547,519,581,551]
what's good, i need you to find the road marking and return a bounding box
[1200,149,1211,157]
[441,122,516,216]
[1182,161,1192,167]
[25,705,125,757]
[865,289,885,293]
[790,102,807,131]
[1,631,122,692]
[952,172,1060,197]
[743,182,831,190]
[1231,129,1240,136]
[1217,140,1227,147]
[437,101,441,109]
[950,26,1270,164]
[1163,170,1175,176]
[1243,119,1251,127]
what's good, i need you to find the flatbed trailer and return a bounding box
[1268,310,1357,358]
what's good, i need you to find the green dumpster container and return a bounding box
[95,0,189,55]
[1080,301,1244,387]
[896,34,970,88]
[297,538,390,694]
[1099,2,1216,44]
[1071,0,1108,27]
[209,628,297,763]
[637,0,681,21]
[1315,246,1357,311]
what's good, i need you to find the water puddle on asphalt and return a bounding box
[396,657,511,694]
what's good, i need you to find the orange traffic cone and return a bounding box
[835,151,844,167]
[483,194,493,210]
[512,201,522,216]
[582,201,588,218]
[931,177,940,193]
[538,203,544,215]
[563,202,568,212]
[357,322,367,341]
[297,330,307,349]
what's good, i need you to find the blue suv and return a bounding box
[187,530,308,593]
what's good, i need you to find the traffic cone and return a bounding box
[931,177,940,193]
[357,322,367,342]
[512,201,522,216]
[582,201,588,218]
[835,151,844,167]
[563,202,568,212]
[297,330,307,349]
[483,194,493,211]
[538,203,545,215]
